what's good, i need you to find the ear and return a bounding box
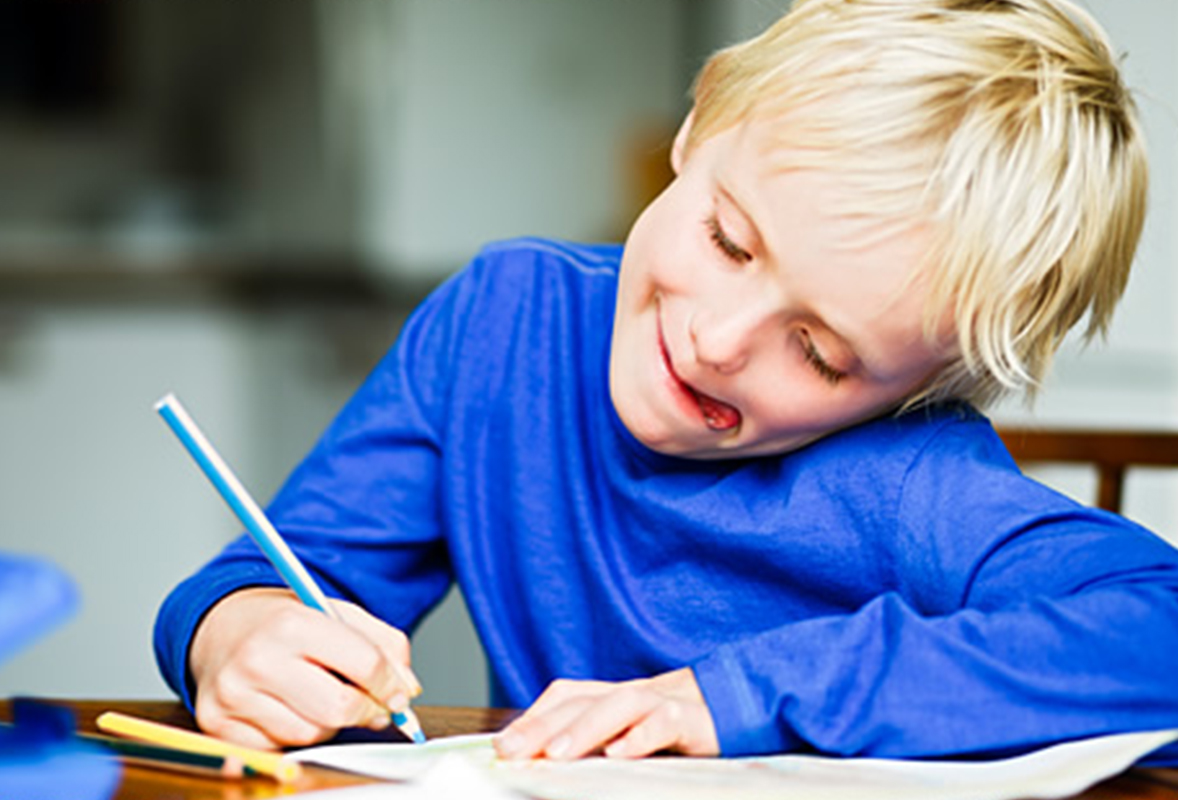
[670,108,697,175]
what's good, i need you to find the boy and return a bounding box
[156,0,1178,763]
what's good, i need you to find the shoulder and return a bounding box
[791,404,1024,608]
[839,402,1035,525]
[437,237,621,320]
[471,237,622,282]
[870,404,1158,608]
[691,405,1000,552]
[405,237,620,342]
[802,402,1010,483]
[441,236,618,328]
[885,403,1029,499]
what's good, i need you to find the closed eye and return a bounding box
[705,214,753,265]
[801,331,846,386]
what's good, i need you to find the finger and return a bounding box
[535,684,665,761]
[495,690,605,760]
[606,690,719,758]
[263,604,402,712]
[198,684,330,749]
[353,618,421,697]
[495,677,612,757]
[236,697,333,749]
[208,716,285,751]
[266,653,392,733]
[507,678,612,728]
[603,700,689,759]
[330,601,422,699]
[219,617,390,736]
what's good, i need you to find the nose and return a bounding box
[688,301,774,374]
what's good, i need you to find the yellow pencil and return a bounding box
[96,711,302,784]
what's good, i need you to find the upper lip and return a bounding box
[658,316,688,387]
[659,316,727,407]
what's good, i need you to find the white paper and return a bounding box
[287,728,1178,800]
[291,733,499,782]
[295,751,523,799]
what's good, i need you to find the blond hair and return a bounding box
[688,0,1148,408]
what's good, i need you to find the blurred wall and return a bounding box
[0,0,689,701]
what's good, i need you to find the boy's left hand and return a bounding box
[493,667,719,760]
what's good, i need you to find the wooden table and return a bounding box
[3,699,1177,799]
[2,699,516,799]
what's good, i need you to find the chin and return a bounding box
[659,433,821,461]
[625,422,749,461]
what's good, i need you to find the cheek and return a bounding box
[624,187,698,282]
[618,210,660,295]
[745,371,885,436]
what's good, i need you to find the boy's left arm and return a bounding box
[496,538,1178,762]
[498,431,1178,763]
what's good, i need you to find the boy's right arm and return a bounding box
[159,262,492,746]
[187,587,421,750]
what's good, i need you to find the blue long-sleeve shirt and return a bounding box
[155,238,1178,763]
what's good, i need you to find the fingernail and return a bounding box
[387,691,409,713]
[546,734,572,760]
[495,732,524,758]
[368,709,391,730]
[605,739,627,758]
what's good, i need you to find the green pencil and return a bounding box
[79,731,259,779]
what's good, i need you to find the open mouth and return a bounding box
[659,325,742,432]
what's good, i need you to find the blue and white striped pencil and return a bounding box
[154,392,426,744]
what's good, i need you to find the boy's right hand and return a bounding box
[188,587,421,750]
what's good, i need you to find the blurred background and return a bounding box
[1,0,1175,705]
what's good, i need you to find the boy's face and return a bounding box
[609,114,955,460]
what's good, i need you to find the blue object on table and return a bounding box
[0,552,121,800]
[0,551,77,666]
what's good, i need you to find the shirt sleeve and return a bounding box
[153,266,479,709]
[691,419,1178,764]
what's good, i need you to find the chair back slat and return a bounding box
[996,428,1178,514]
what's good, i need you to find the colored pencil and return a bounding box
[95,711,301,783]
[80,730,259,779]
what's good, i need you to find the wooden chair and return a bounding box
[996,427,1178,514]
